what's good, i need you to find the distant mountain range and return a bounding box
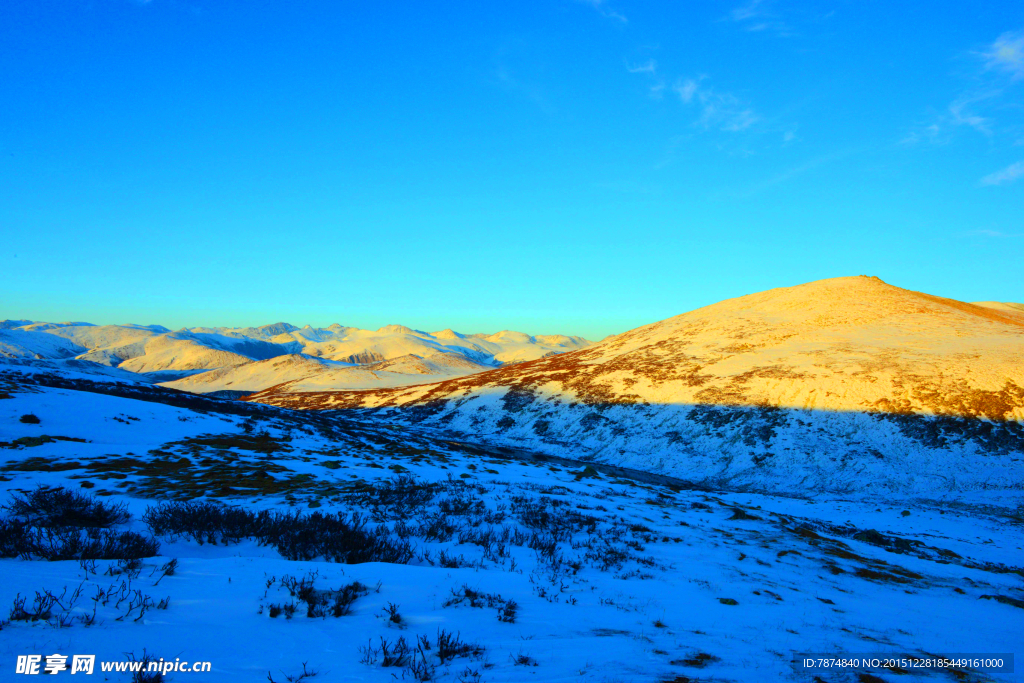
[0,321,591,392]
[246,277,1024,497]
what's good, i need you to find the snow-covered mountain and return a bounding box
[247,276,1024,499]
[161,352,499,394]
[161,326,590,394]
[0,319,591,391]
[188,323,590,367]
[0,328,88,360]
[2,362,1020,682]
[0,323,288,380]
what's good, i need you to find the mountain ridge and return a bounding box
[248,276,1024,419]
[244,276,1024,496]
[0,319,592,393]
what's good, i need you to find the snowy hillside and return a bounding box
[0,366,1020,682]
[0,329,87,360]
[162,353,501,395]
[176,323,590,368]
[0,320,591,393]
[0,324,270,379]
[247,276,1024,500]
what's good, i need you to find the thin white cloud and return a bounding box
[725,0,792,36]
[627,59,667,99]
[947,93,994,135]
[904,90,999,144]
[627,61,764,134]
[906,29,1024,146]
[672,77,701,104]
[578,0,626,24]
[980,160,1024,186]
[729,0,763,22]
[626,59,657,74]
[675,77,760,132]
[983,29,1024,80]
[723,109,759,132]
[627,62,772,139]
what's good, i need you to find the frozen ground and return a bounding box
[0,367,1021,682]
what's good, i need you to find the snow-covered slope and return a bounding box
[0,357,165,384]
[0,323,283,377]
[161,352,505,394]
[1,365,1021,683]
[247,276,1024,499]
[158,326,590,393]
[0,320,591,391]
[158,354,351,393]
[0,329,87,359]
[247,324,590,367]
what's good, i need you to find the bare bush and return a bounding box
[330,581,369,617]
[381,601,402,626]
[143,502,412,564]
[6,486,130,528]
[267,662,318,682]
[345,475,444,521]
[12,527,158,561]
[379,636,411,667]
[9,591,58,623]
[267,573,370,619]
[127,650,163,683]
[436,629,484,664]
[0,519,30,558]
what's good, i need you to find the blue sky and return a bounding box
[1,1,1022,339]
